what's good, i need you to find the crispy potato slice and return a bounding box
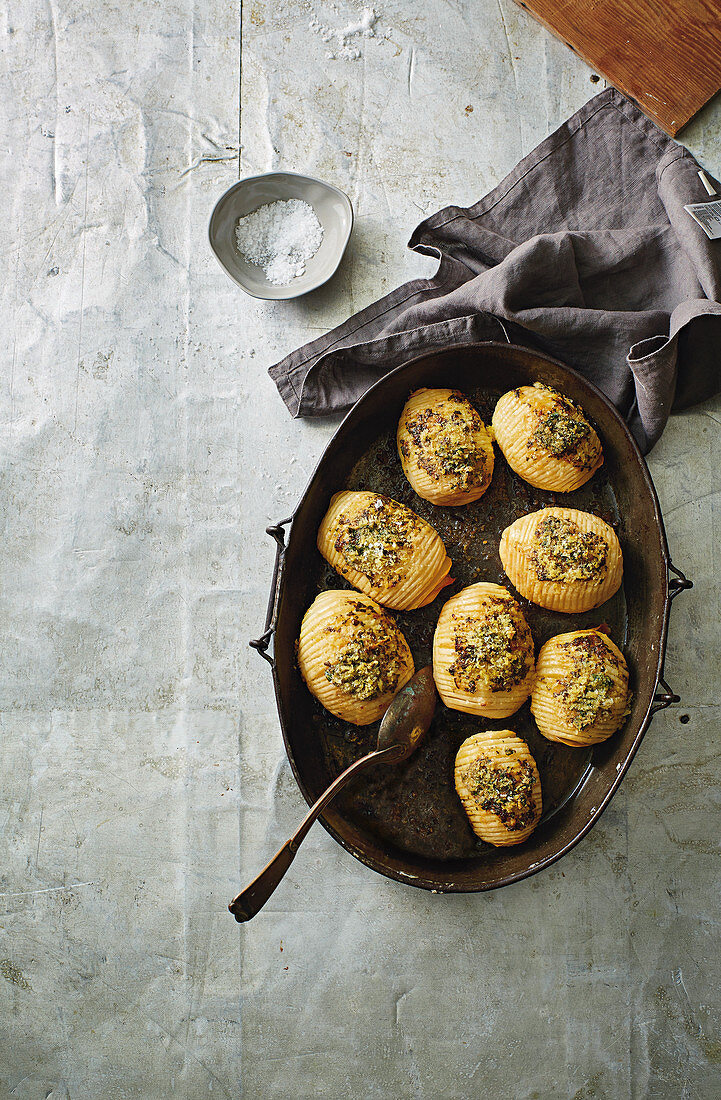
[455,729,542,846]
[317,491,452,610]
[433,582,535,718]
[499,507,623,613]
[397,388,494,505]
[297,590,414,725]
[492,383,603,492]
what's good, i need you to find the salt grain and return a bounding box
[309,6,379,61]
[235,198,324,286]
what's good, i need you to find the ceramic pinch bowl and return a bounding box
[208,171,353,300]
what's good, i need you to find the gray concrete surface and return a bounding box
[1,1,720,1097]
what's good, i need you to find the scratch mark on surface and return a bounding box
[46,0,61,204]
[394,989,423,1093]
[8,1073,34,1095]
[407,46,415,98]
[74,113,90,433]
[238,0,244,175]
[37,190,78,275]
[0,881,96,899]
[672,967,693,1012]
[262,1051,334,1062]
[35,806,44,869]
[201,131,224,150]
[106,770,143,794]
[662,488,721,518]
[89,967,235,1098]
[394,989,409,1025]
[179,151,238,178]
[374,159,394,218]
[153,238,185,270]
[9,207,19,422]
[495,0,522,145]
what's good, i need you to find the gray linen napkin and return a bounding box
[269,89,721,453]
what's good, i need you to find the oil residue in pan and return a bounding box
[308,386,627,862]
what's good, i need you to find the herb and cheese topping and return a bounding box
[450,596,533,694]
[556,633,623,729]
[527,384,601,470]
[532,514,608,582]
[463,752,537,830]
[334,496,417,587]
[323,601,406,700]
[401,392,490,492]
[530,409,591,456]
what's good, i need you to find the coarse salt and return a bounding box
[309,6,379,61]
[235,198,324,286]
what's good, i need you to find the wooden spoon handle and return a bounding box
[228,746,397,922]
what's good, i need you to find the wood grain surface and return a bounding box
[515,0,721,134]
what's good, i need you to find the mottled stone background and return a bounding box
[1,1,720,1097]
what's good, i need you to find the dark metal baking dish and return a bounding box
[250,343,691,892]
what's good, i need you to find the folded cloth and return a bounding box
[269,88,721,453]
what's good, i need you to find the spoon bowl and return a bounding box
[378,665,437,760]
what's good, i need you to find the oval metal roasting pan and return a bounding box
[251,343,691,892]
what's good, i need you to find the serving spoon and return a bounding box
[228,666,437,922]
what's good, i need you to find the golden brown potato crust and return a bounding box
[531,629,630,747]
[397,388,494,505]
[492,384,603,492]
[297,591,415,725]
[433,582,535,718]
[499,507,623,613]
[455,730,542,846]
[317,491,452,610]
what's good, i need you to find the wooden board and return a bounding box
[515,0,721,135]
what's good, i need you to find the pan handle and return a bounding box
[668,561,693,600]
[651,676,680,714]
[650,560,693,714]
[249,518,293,667]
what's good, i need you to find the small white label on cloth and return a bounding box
[684,200,721,239]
